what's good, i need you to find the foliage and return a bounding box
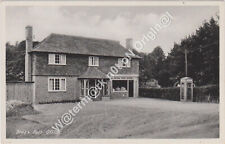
[135,17,219,87]
[6,41,39,82]
[139,87,180,101]
[193,85,219,102]
[6,100,38,117]
[140,84,219,103]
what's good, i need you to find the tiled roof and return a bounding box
[78,67,109,79]
[32,33,140,58]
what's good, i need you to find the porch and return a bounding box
[78,67,139,100]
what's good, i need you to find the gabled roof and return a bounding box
[32,33,140,58]
[78,67,108,79]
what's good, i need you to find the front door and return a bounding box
[129,80,134,97]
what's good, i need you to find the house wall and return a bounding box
[32,52,139,76]
[33,76,80,104]
[31,52,139,103]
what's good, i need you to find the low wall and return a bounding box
[6,82,34,103]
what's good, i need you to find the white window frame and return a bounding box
[48,77,66,92]
[88,56,99,66]
[118,58,131,68]
[48,53,66,65]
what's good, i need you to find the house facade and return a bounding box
[25,26,140,104]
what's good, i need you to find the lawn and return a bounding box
[6,98,219,138]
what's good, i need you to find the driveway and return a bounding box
[7,98,219,138]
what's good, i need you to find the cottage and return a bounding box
[25,26,140,103]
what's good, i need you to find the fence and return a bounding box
[6,82,34,103]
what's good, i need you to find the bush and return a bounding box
[139,87,180,101]
[6,100,38,117]
[194,85,219,103]
[139,85,219,103]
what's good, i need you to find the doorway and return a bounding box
[129,80,134,97]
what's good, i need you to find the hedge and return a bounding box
[193,85,219,103]
[139,87,180,101]
[139,85,219,103]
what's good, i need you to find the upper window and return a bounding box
[88,56,99,66]
[118,58,131,68]
[48,54,66,65]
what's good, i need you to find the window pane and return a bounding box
[55,79,60,90]
[61,54,66,65]
[88,57,92,66]
[112,80,127,91]
[128,60,131,67]
[118,58,122,67]
[81,80,84,88]
[61,79,66,90]
[49,54,55,64]
[81,88,84,96]
[89,56,99,66]
[49,79,54,90]
[95,57,99,66]
[55,54,60,64]
[92,57,94,65]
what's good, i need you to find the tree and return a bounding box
[136,16,219,87]
[166,17,219,86]
[6,40,39,81]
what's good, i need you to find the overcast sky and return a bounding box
[6,6,218,54]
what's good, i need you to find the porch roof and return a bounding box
[78,67,109,79]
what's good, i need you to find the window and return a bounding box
[48,77,66,91]
[55,54,60,64]
[118,58,131,67]
[48,54,66,65]
[112,80,128,92]
[88,56,99,66]
[81,80,89,96]
[81,79,108,96]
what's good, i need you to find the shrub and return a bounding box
[139,87,180,101]
[139,85,219,103]
[6,100,38,117]
[193,85,219,103]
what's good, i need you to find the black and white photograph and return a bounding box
[2,1,223,141]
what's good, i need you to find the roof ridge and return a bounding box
[51,33,120,44]
[30,33,141,59]
[33,33,54,49]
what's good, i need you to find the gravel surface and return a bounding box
[6,98,219,138]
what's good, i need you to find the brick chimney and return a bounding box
[126,38,133,49]
[25,26,33,82]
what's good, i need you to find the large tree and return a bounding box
[165,17,219,86]
[6,41,39,81]
[135,16,219,87]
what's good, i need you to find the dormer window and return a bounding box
[48,53,66,65]
[89,56,99,66]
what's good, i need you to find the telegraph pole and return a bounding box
[185,49,188,77]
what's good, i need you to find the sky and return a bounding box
[6,6,219,54]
